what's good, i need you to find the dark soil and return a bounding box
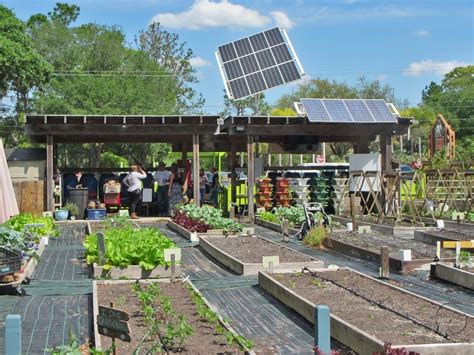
[424,228,474,240]
[97,282,241,354]
[329,231,455,259]
[353,215,426,227]
[271,269,474,345]
[207,236,314,263]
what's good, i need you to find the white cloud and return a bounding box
[414,29,430,38]
[404,60,470,77]
[270,11,294,29]
[189,57,212,67]
[151,0,270,30]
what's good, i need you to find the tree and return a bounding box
[27,4,204,167]
[221,90,270,116]
[420,65,474,160]
[0,5,51,109]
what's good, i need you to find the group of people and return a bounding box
[123,162,219,219]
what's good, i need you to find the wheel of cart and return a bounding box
[293,202,330,240]
[0,247,26,296]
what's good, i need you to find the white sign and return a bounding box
[164,248,181,262]
[262,255,280,269]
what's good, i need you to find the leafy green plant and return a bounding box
[176,204,242,232]
[459,251,471,265]
[3,213,58,237]
[47,330,112,354]
[257,211,280,224]
[63,202,80,217]
[273,206,306,227]
[303,226,328,248]
[84,227,175,270]
[0,226,39,259]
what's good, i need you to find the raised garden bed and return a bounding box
[433,263,474,290]
[167,219,233,242]
[254,217,299,235]
[259,268,474,354]
[324,231,455,273]
[414,228,474,245]
[93,280,252,353]
[199,235,323,275]
[332,215,432,236]
[84,224,178,279]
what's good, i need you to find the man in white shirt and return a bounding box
[153,162,171,216]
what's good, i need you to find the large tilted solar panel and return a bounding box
[216,27,304,100]
[300,99,397,123]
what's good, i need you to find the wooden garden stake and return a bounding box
[455,242,461,268]
[171,254,176,282]
[436,241,441,259]
[110,302,117,355]
[281,218,289,242]
[380,246,390,279]
[230,205,235,220]
[350,193,356,230]
[97,232,106,265]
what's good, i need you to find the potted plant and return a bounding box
[54,209,69,221]
[63,202,80,220]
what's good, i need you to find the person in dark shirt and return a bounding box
[210,167,219,207]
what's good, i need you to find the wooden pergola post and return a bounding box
[358,136,370,154]
[230,143,237,204]
[192,134,200,206]
[181,143,187,164]
[247,135,255,222]
[381,134,393,173]
[46,135,54,211]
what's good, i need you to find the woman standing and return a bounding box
[123,165,146,219]
[168,166,183,216]
[199,169,209,206]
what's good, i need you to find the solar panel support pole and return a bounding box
[247,135,255,222]
[381,134,393,173]
[192,134,200,206]
[46,135,54,212]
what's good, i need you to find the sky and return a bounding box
[4,0,473,114]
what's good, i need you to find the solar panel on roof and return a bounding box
[300,99,331,122]
[364,100,396,122]
[216,27,305,100]
[344,100,375,122]
[300,99,397,123]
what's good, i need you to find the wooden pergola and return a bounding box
[25,114,411,220]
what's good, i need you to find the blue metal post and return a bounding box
[314,305,330,354]
[5,314,21,355]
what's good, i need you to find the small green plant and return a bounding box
[47,330,113,354]
[459,250,471,265]
[288,280,297,289]
[303,225,328,247]
[63,202,80,217]
[311,279,325,288]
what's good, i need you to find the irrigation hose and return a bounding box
[434,301,468,336]
[301,267,453,340]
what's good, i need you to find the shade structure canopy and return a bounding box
[0,139,19,223]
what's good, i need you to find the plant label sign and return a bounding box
[97,306,131,342]
[358,226,371,234]
[262,255,280,269]
[164,248,181,262]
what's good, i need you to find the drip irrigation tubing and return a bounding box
[301,267,464,340]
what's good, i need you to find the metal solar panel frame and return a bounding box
[216,27,305,101]
[300,98,397,123]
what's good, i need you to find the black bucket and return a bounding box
[67,188,89,219]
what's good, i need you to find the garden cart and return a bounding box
[293,202,330,240]
[0,247,26,296]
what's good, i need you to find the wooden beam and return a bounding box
[46,135,54,212]
[192,134,200,206]
[230,143,237,204]
[381,134,393,173]
[247,135,255,222]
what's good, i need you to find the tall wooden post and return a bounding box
[181,143,187,164]
[230,143,237,205]
[358,136,370,154]
[380,134,393,173]
[46,135,54,211]
[192,134,200,206]
[247,135,255,222]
